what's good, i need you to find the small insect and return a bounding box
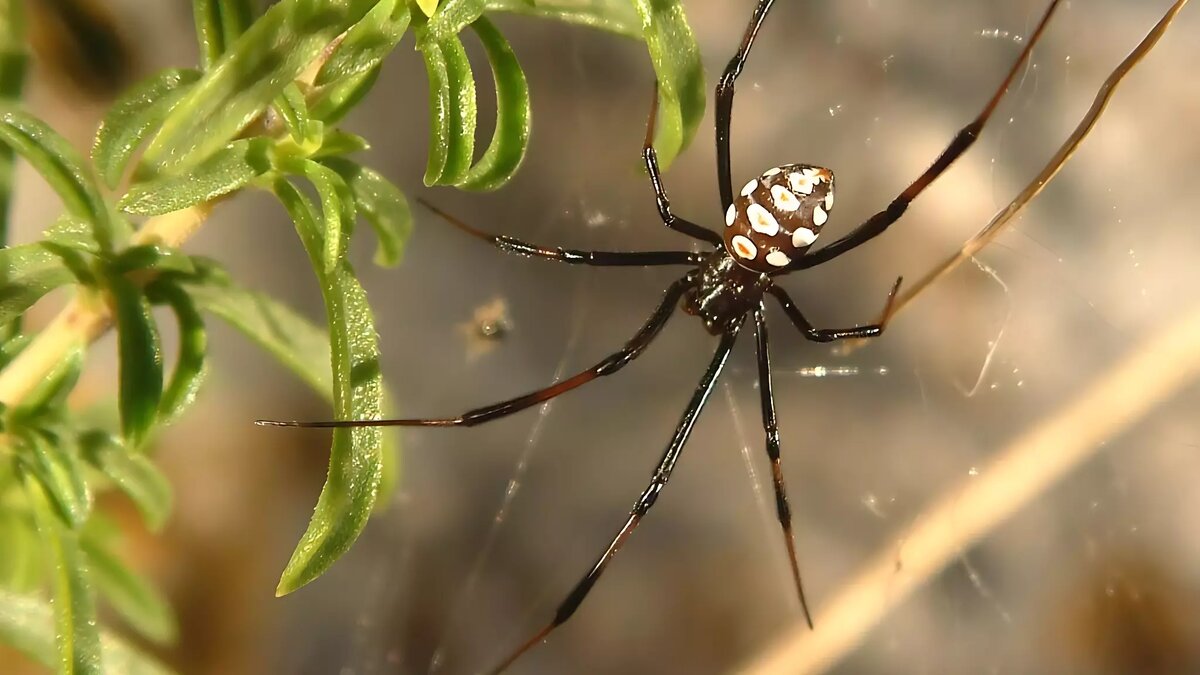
[260,0,1063,671]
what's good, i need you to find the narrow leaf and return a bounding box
[0,243,75,325]
[193,0,255,69]
[79,432,172,532]
[23,475,103,675]
[119,137,272,216]
[630,0,705,169]
[18,429,92,530]
[110,276,163,449]
[92,69,201,189]
[457,17,530,191]
[423,0,485,41]
[309,65,381,125]
[145,281,208,423]
[322,158,411,267]
[419,40,452,184]
[12,345,83,419]
[141,0,376,173]
[290,158,356,274]
[432,34,476,185]
[0,107,117,250]
[270,179,383,595]
[81,537,177,645]
[311,129,370,159]
[110,245,197,276]
[315,0,411,87]
[273,82,313,146]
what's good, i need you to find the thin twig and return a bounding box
[739,300,1200,675]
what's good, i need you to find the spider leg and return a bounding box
[715,0,778,212]
[487,320,744,675]
[798,0,1063,269]
[257,279,693,429]
[641,84,722,245]
[417,199,703,267]
[752,302,813,629]
[767,278,901,343]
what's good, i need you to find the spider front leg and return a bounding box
[800,0,1063,268]
[487,320,744,675]
[767,278,901,343]
[417,199,702,267]
[257,279,692,429]
[642,85,722,246]
[752,303,814,628]
[715,0,778,211]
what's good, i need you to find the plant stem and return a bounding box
[737,302,1200,675]
[0,203,212,407]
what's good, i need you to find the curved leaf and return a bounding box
[82,536,177,645]
[419,39,452,184]
[193,0,255,69]
[315,0,411,87]
[92,69,202,189]
[0,243,75,325]
[18,428,92,530]
[0,107,117,251]
[79,432,172,532]
[269,179,383,595]
[311,129,370,159]
[119,137,273,216]
[433,34,477,185]
[630,0,704,169]
[22,475,102,675]
[424,0,484,41]
[291,158,356,274]
[144,281,208,424]
[322,158,411,268]
[109,277,163,449]
[309,64,381,125]
[457,17,530,191]
[140,0,376,174]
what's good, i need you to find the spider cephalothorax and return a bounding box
[259,0,1063,671]
[724,163,835,272]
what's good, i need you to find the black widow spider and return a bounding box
[261,0,1062,671]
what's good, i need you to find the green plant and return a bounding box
[0,0,703,671]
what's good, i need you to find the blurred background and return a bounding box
[9,0,1200,673]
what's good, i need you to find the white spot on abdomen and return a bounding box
[770,184,800,212]
[741,179,759,197]
[813,204,828,226]
[765,249,791,267]
[747,204,780,236]
[792,227,817,247]
[726,204,737,227]
[731,235,758,260]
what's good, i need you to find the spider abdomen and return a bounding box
[723,163,835,273]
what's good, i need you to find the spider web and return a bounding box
[237,2,1200,674]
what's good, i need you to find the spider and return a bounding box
[261,0,1062,671]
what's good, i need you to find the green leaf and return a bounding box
[309,64,381,125]
[18,429,92,530]
[145,281,208,423]
[110,277,163,449]
[0,242,75,325]
[311,129,370,159]
[23,475,103,675]
[273,82,315,148]
[0,509,42,593]
[0,590,174,675]
[287,158,356,274]
[92,69,202,189]
[0,107,118,251]
[109,245,197,276]
[457,17,529,191]
[119,137,272,216]
[483,0,640,38]
[630,0,705,169]
[193,0,256,69]
[81,536,177,645]
[269,178,383,595]
[12,345,83,419]
[424,0,484,41]
[140,0,376,174]
[79,432,172,532]
[182,262,331,393]
[322,158,411,267]
[419,33,476,185]
[315,0,411,87]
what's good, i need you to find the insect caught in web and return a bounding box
[260,0,1063,671]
